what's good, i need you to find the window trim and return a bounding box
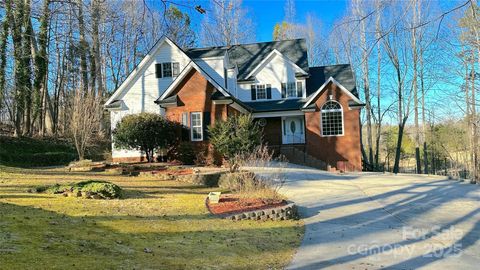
[255,84,267,100]
[156,62,180,78]
[320,100,344,137]
[190,112,203,141]
[282,80,304,99]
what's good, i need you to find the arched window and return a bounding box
[321,101,344,136]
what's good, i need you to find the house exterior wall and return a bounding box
[111,41,190,162]
[195,58,225,91]
[164,69,227,124]
[261,118,282,146]
[236,54,306,101]
[304,81,362,171]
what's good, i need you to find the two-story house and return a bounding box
[105,37,364,171]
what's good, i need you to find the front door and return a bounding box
[282,116,305,144]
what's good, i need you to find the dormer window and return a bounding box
[281,81,303,98]
[251,84,272,100]
[155,62,180,78]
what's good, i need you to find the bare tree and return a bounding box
[71,89,102,160]
[353,0,374,166]
[200,0,255,46]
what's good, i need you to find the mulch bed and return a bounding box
[207,194,287,216]
[140,168,193,176]
[105,163,194,176]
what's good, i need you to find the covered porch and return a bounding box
[253,113,306,146]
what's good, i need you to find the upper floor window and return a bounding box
[155,62,180,78]
[321,101,343,136]
[281,81,303,98]
[251,84,272,100]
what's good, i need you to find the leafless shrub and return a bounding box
[222,144,287,200]
[70,90,102,160]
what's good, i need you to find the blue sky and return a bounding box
[184,0,348,43]
[243,0,347,41]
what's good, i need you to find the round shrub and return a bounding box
[73,181,122,199]
[169,142,196,165]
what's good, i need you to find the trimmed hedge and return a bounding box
[0,136,77,167]
[0,152,77,166]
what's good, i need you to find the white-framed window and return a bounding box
[282,81,303,98]
[286,82,296,97]
[162,62,172,77]
[256,85,266,99]
[155,62,180,78]
[321,100,344,136]
[190,112,203,141]
[251,84,271,100]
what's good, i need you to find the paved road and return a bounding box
[277,164,480,270]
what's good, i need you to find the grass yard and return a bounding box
[0,165,303,269]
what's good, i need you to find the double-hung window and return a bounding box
[281,81,303,98]
[155,62,180,78]
[190,112,203,141]
[251,84,271,100]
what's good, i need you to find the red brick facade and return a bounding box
[164,69,229,125]
[304,81,362,171]
[260,82,362,171]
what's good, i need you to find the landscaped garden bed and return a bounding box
[206,194,291,218]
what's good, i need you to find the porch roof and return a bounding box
[243,99,305,112]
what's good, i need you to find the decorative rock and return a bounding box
[220,202,298,221]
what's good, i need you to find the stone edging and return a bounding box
[206,198,298,221]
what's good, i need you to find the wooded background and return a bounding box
[0,0,478,182]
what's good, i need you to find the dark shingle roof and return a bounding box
[185,39,309,81]
[243,99,305,112]
[306,64,358,97]
[104,100,123,109]
[186,47,226,58]
[154,95,177,105]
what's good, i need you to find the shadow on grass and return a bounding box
[0,201,302,269]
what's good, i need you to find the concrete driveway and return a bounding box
[278,164,480,270]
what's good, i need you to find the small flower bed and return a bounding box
[207,194,287,216]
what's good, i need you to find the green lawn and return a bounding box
[0,166,303,269]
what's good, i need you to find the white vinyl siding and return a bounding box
[191,112,203,141]
[236,53,306,101]
[111,41,189,160]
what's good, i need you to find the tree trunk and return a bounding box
[34,0,50,136]
[0,14,8,110]
[355,0,374,167]
[374,0,382,168]
[91,0,104,97]
[77,0,88,93]
[393,117,408,174]
[412,0,422,174]
[8,0,25,136]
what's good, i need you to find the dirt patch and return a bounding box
[207,194,287,216]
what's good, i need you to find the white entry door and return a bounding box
[282,116,305,144]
